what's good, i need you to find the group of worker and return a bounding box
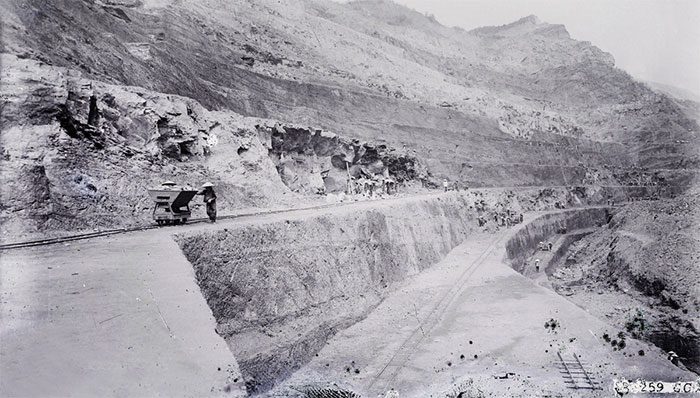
[477,210,524,229]
[347,175,397,197]
[538,241,553,251]
[496,211,523,227]
[443,179,468,192]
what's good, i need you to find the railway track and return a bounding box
[0,227,151,251]
[0,184,645,252]
[366,228,511,395]
[0,202,343,251]
[556,351,602,391]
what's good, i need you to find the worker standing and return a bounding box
[198,182,217,222]
[667,351,680,365]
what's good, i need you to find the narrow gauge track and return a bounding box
[0,185,640,252]
[556,351,601,390]
[367,227,511,394]
[0,202,344,251]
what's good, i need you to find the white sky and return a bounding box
[386,0,700,97]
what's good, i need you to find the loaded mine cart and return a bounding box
[147,182,198,225]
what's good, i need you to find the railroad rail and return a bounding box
[0,185,650,251]
[367,228,510,394]
[0,202,342,251]
[556,351,601,391]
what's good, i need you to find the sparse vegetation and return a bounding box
[544,318,560,333]
[625,309,647,338]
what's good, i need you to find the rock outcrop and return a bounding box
[0,54,289,236]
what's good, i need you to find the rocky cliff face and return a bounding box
[176,195,478,392]
[1,0,698,234]
[0,54,431,237]
[0,54,288,236]
[542,191,700,372]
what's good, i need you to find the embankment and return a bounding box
[176,187,669,394]
[176,194,478,393]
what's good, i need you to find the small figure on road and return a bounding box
[198,182,217,222]
[443,179,449,192]
[534,258,540,272]
[667,351,680,365]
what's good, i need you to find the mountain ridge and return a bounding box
[1,0,698,235]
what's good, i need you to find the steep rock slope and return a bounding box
[1,0,698,233]
[547,192,700,372]
[0,54,287,236]
[5,0,698,159]
[0,55,430,236]
[177,194,479,393]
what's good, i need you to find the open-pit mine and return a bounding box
[1,0,698,397]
